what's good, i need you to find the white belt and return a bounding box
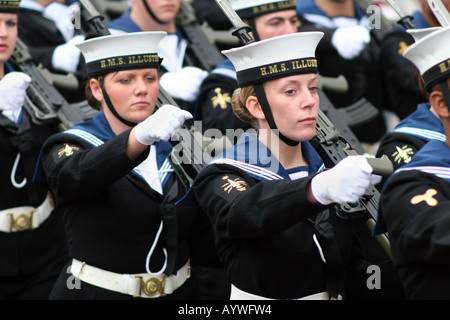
[70,259,190,298]
[0,193,54,233]
[230,284,330,300]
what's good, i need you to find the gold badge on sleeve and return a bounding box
[410,189,438,207]
[58,143,80,158]
[211,88,231,110]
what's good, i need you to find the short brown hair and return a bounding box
[231,86,259,129]
[84,76,103,111]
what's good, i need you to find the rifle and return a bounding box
[79,0,229,191]
[9,37,97,131]
[175,0,225,71]
[216,0,392,257]
[355,0,395,44]
[383,0,417,30]
[427,0,450,27]
[312,92,392,257]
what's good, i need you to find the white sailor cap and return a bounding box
[76,31,167,77]
[222,31,323,87]
[403,26,450,91]
[0,0,20,13]
[407,27,442,42]
[230,0,296,19]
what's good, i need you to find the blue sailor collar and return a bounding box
[374,139,450,235]
[210,59,237,81]
[389,11,431,33]
[108,12,141,33]
[68,112,173,173]
[210,132,324,181]
[297,0,365,20]
[395,140,450,182]
[412,11,431,29]
[34,112,173,188]
[392,103,445,142]
[176,132,324,207]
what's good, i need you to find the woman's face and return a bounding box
[254,10,300,40]
[0,13,17,64]
[263,73,319,142]
[92,68,160,126]
[143,0,181,22]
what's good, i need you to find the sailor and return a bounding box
[182,31,401,300]
[296,0,387,144]
[379,0,450,119]
[376,27,445,189]
[35,31,221,299]
[107,0,209,114]
[0,0,69,299]
[195,0,299,135]
[375,25,450,300]
[18,0,85,102]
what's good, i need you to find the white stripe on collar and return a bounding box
[64,128,173,186]
[210,158,284,181]
[392,127,446,142]
[211,68,237,80]
[395,166,450,181]
[64,129,104,147]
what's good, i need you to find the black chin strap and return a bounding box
[253,84,299,146]
[439,81,450,113]
[143,0,171,25]
[100,83,138,128]
[247,18,260,41]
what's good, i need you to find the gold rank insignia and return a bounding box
[58,143,80,158]
[392,145,414,164]
[398,42,409,55]
[221,175,247,193]
[410,189,438,207]
[211,88,231,110]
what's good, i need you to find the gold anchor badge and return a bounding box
[211,88,231,110]
[410,189,438,207]
[398,42,409,55]
[221,175,247,194]
[392,145,414,164]
[58,143,80,158]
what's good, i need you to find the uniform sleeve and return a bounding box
[197,73,250,134]
[193,164,327,240]
[381,171,450,264]
[379,30,427,119]
[40,130,149,203]
[376,132,425,171]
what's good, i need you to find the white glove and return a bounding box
[134,104,192,145]
[44,2,81,41]
[52,34,85,73]
[159,66,208,102]
[0,72,31,111]
[331,25,370,60]
[311,155,374,205]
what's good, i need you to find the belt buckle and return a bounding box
[135,274,167,298]
[8,211,34,232]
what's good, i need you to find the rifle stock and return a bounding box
[176,0,225,71]
[313,95,392,257]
